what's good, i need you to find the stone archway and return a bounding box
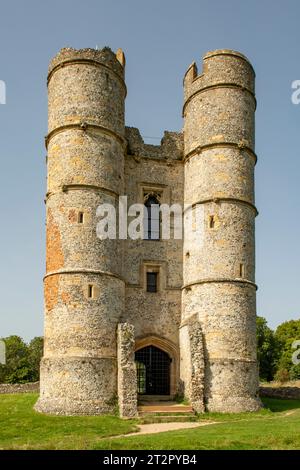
[136,345,171,395]
[135,335,179,397]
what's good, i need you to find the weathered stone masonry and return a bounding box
[35,47,261,416]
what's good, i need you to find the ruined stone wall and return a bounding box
[36,47,126,415]
[179,316,205,412]
[181,50,261,412]
[259,385,300,400]
[0,382,39,394]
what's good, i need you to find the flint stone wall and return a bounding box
[117,323,138,418]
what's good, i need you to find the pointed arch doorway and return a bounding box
[135,336,179,397]
[135,345,171,395]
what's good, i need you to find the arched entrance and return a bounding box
[135,345,171,395]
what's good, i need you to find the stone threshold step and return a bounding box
[139,414,195,418]
[139,416,198,423]
[138,395,172,401]
[138,406,194,413]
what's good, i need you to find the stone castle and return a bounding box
[35,47,262,417]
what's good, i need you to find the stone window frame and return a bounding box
[144,193,161,240]
[137,182,172,240]
[238,262,246,278]
[141,261,166,293]
[137,182,171,207]
[68,207,91,226]
[78,211,85,224]
[207,212,220,230]
[146,271,158,292]
[208,214,215,229]
[88,284,94,298]
[84,283,99,300]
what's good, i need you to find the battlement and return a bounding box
[183,49,255,111]
[48,47,125,82]
[203,49,254,66]
[125,127,183,161]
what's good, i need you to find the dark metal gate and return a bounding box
[135,345,171,395]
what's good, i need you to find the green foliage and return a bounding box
[290,364,300,380]
[27,337,44,382]
[0,336,43,384]
[173,393,189,405]
[275,320,300,372]
[256,317,300,382]
[105,393,119,416]
[256,316,279,381]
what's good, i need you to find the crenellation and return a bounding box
[125,126,183,161]
[183,49,255,107]
[48,47,125,80]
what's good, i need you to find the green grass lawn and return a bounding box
[0,394,138,450]
[0,393,300,450]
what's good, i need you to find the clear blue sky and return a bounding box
[0,0,299,341]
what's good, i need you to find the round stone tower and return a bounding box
[35,47,126,415]
[181,50,261,412]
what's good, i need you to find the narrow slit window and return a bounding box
[78,212,84,224]
[209,215,215,229]
[239,264,244,278]
[88,284,94,298]
[147,272,158,293]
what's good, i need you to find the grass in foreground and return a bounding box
[0,394,138,450]
[0,394,300,449]
[95,398,300,450]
